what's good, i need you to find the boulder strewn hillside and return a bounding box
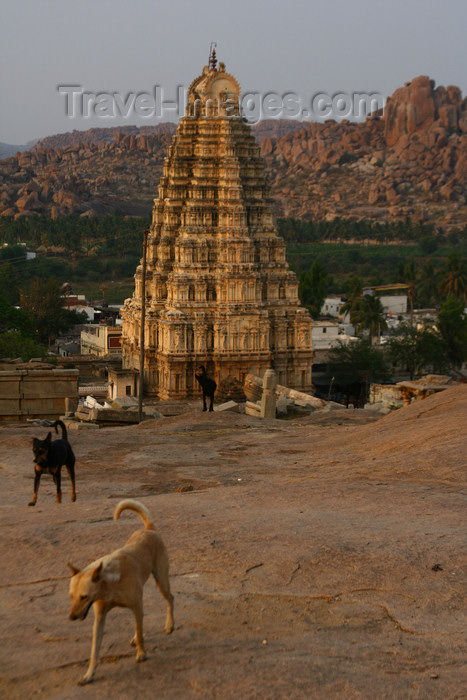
[0,76,465,227]
[262,76,466,227]
[33,124,177,151]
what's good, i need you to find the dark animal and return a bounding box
[195,366,216,412]
[30,419,76,506]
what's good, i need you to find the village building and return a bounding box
[62,293,96,322]
[311,320,358,393]
[312,319,341,350]
[322,285,409,321]
[321,295,345,318]
[121,54,313,399]
[362,284,409,316]
[107,368,139,400]
[80,324,122,357]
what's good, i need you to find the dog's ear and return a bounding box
[45,432,52,443]
[67,562,80,576]
[91,562,103,583]
[32,437,39,447]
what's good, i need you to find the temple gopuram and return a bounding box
[121,52,313,399]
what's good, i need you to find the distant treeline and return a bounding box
[0,211,149,254]
[277,216,466,247]
[1,212,466,253]
[0,213,465,307]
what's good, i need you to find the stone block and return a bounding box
[88,408,140,423]
[24,397,67,416]
[214,400,240,413]
[63,419,100,430]
[323,401,347,411]
[245,400,261,417]
[111,396,139,409]
[0,398,20,414]
[0,373,22,397]
[142,408,164,419]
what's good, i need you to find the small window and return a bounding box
[125,385,131,396]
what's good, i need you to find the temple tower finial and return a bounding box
[209,42,217,71]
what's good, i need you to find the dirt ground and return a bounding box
[0,385,466,699]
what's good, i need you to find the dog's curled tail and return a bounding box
[54,419,68,440]
[114,499,155,530]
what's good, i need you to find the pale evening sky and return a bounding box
[0,0,466,145]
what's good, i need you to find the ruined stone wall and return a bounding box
[0,369,79,422]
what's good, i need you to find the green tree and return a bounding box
[388,323,447,379]
[0,331,47,362]
[439,253,467,303]
[437,296,467,368]
[0,262,20,305]
[299,261,332,319]
[351,294,387,344]
[326,339,391,405]
[419,236,438,255]
[0,295,47,360]
[0,295,32,335]
[340,276,364,321]
[0,243,27,263]
[20,278,84,345]
[417,262,440,308]
[404,260,417,326]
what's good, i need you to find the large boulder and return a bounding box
[385,76,436,147]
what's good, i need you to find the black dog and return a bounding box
[30,420,76,506]
[195,366,217,412]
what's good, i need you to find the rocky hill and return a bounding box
[263,76,466,227]
[0,76,465,228]
[30,120,303,152]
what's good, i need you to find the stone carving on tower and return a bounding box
[121,53,313,399]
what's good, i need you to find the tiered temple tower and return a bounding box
[121,54,313,399]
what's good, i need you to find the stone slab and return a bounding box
[214,401,240,413]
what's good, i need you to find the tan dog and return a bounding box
[68,499,174,685]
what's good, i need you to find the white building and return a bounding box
[322,286,408,322]
[80,325,122,357]
[63,294,96,322]
[312,320,341,349]
[321,295,344,318]
[362,285,408,316]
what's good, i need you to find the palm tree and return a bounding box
[404,261,416,327]
[352,294,388,345]
[439,253,467,303]
[299,261,330,319]
[437,295,467,368]
[417,262,440,308]
[340,277,363,323]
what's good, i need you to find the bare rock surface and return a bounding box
[0,385,466,698]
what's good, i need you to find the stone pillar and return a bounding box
[260,368,277,418]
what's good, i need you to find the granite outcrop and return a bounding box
[0,76,465,228]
